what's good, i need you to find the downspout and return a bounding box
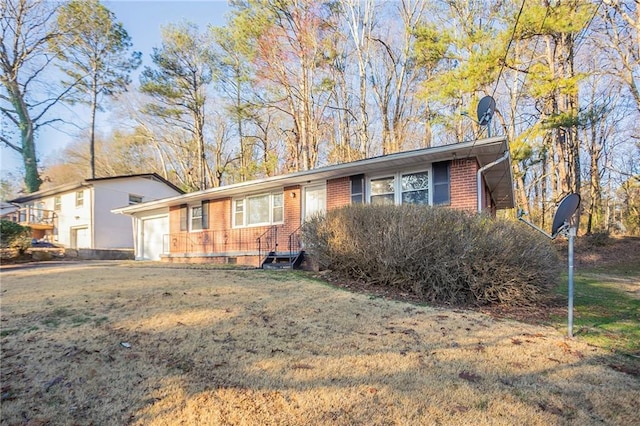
[89,185,95,249]
[132,214,139,260]
[477,151,510,213]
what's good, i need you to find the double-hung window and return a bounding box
[180,201,209,232]
[370,177,395,205]
[371,173,428,205]
[368,162,450,206]
[401,172,429,205]
[54,196,62,211]
[190,205,203,231]
[233,192,284,227]
[75,190,84,207]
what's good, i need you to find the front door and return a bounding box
[303,184,326,221]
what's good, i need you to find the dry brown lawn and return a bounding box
[1,261,639,425]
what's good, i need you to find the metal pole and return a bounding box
[567,226,576,338]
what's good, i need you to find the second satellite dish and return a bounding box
[476,95,496,126]
[551,193,581,237]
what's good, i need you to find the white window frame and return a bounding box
[54,196,62,211]
[189,204,203,232]
[400,170,430,205]
[367,166,433,206]
[75,190,84,208]
[302,182,326,219]
[370,176,396,205]
[232,191,285,228]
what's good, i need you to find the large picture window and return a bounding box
[233,192,284,227]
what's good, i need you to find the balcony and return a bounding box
[1,207,58,230]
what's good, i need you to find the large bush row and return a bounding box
[302,205,560,307]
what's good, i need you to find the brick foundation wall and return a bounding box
[450,159,479,212]
[162,254,259,267]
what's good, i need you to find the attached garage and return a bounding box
[71,226,91,249]
[139,215,168,261]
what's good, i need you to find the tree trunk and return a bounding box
[89,72,98,179]
[21,118,41,193]
[6,80,42,192]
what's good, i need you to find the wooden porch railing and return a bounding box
[1,207,57,229]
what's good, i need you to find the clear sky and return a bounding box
[1,0,231,178]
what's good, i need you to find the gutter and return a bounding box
[477,150,510,213]
[113,136,508,216]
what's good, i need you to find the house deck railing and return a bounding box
[1,207,57,229]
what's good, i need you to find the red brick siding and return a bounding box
[450,159,479,212]
[165,160,493,261]
[168,204,183,233]
[327,177,351,211]
[209,198,230,231]
[283,185,301,235]
[167,187,303,258]
[168,204,183,254]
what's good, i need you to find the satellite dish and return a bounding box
[476,95,496,126]
[551,193,581,237]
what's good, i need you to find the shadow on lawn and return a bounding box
[1,266,639,425]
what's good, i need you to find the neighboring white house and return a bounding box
[6,174,183,252]
[0,202,18,217]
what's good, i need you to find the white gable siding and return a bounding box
[11,176,181,250]
[47,187,92,247]
[92,177,181,249]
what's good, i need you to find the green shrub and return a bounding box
[302,205,560,307]
[0,219,31,251]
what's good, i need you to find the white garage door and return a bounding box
[141,215,168,261]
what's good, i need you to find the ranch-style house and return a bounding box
[113,136,514,267]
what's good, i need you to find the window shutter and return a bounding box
[432,161,451,205]
[179,204,188,231]
[201,200,209,229]
[350,174,365,204]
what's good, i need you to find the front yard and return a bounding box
[1,262,639,425]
